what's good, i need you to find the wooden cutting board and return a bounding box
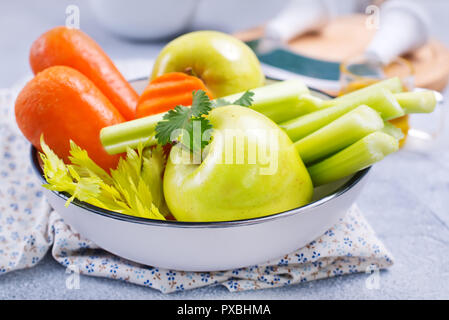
[235,14,449,92]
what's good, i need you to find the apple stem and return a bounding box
[184,67,199,79]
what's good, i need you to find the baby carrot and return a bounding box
[29,26,138,120]
[136,72,213,118]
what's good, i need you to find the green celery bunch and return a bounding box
[100,80,310,155]
[294,105,384,165]
[280,88,404,142]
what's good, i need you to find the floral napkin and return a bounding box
[0,60,393,293]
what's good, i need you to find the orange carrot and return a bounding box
[15,66,124,171]
[136,72,213,118]
[29,26,138,120]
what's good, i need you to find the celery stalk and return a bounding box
[325,77,403,107]
[381,121,404,140]
[294,105,384,165]
[101,80,311,155]
[100,78,408,156]
[321,87,404,120]
[308,132,399,186]
[281,88,403,142]
[100,113,163,155]
[222,79,310,123]
[395,91,437,114]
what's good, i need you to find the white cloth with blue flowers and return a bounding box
[0,61,394,293]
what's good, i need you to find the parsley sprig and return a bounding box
[155,90,254,153]
[212,91,255,108]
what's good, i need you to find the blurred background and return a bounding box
[1,0,448,90]
[2,0,447,147]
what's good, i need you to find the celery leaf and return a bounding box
[39,135,166,220]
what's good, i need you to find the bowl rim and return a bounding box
[30,85,371,228]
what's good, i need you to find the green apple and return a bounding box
[151,31,265,98]
[163,105,313,222]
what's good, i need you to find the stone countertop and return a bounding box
[1,0,449,299]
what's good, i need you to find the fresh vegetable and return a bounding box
[101,112,164,155]
[40,136,167,219]
[163,105,313,222]
[281,88,403,142]
[100,80,310,155]
[394,91,437,114]
[30,26,138,120]
[389,115,410,148]
[216,91,255,108]
[101,77,437,156]
[136,72,213,118]
[322,88,404,121]
[15,66,124,170]
[294,105,384,165]
[221,79,311,123]
[328,77,404,105]
[151,30,265,98]
[308,132,399,186]
[155,90,213,154]
[387,90,438,148]
[285,86,436,117]
[381,121,405,140]
[155,89,254,153]
[16,24,439,223]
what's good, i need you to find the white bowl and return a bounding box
[89,0,199,40]
[30,83,371,271]
[88,0,289,40]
